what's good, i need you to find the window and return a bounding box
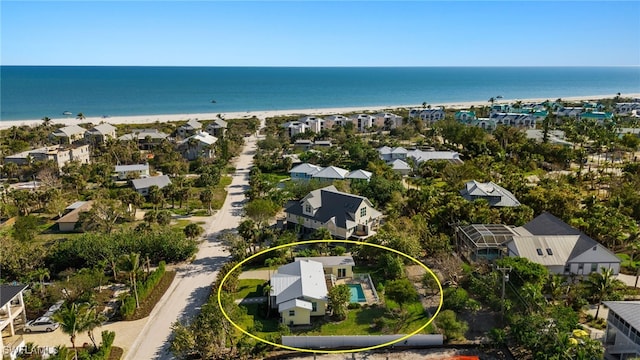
[289,310,295,316]
[546,248,553,256]
[578,264,584,273]
[338,268,346,278]
[591,263,598,272]
[536,248,543,256]
[312,302,317,312]
[305,204,312,213]
[360,207,366,217]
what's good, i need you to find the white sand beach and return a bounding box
[2,93,638,130]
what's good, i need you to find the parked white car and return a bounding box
[24,317,59,333]
[43,300,64,317]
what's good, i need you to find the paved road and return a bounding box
[125,132,260,360]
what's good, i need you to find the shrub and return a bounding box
[120,262,166,319]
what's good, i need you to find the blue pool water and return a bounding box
[348,284,366,303]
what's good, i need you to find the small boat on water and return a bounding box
[211,100,217,103]
[62,111,72,115]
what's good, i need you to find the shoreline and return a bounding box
[1,93,638,131]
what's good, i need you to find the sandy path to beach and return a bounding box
[2,93,637,130]
[123,122,262,359]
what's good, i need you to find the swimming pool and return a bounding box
[348,284,366,303]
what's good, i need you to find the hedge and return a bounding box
[119,261,166,319]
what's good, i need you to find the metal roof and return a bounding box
[508,235,581,266]
[460,181,521,207]
[271,260,328,305]
[278,299,313,312]
[294,256,355,267]
[604,301,640,331]
[131,175,171,190]
[312,166,349,180]
[115,164,149,172]
[0,284,28,308]
[290,163,323,176]
[345,169,372,180]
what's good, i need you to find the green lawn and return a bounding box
[237,303,281,338]
[236,279,267,299]
[297,300,434,336]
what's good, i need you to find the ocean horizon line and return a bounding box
[2,65,639,68]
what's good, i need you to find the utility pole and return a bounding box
[497,266,512,323]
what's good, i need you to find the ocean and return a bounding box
[1,66,639,121]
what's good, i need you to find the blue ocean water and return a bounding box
[1,66,639,121]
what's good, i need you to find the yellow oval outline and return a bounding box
[217,239,443,354]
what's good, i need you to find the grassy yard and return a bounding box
[237,303,281,338]
[236,279,267,299]
[297,300,434,336]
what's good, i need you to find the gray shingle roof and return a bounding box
[285,186,380,229]
[0,284,28,308]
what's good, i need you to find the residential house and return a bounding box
[205,119,227,137]
[312,166,349,182]
[490,104,512,113]
[349,114,375,132]
[409,108,445,124]
[293,139,314,151]
[525,129,573,147]
[389,159,412,176]
[131,175,171,196]
[603,301,640,359]
[373,113,403,130]
[84,123,117,144]
[505,212,621,275]
[118,129,169,149]
[616,102,640,116]
[56,201,93,232]
[289,163,323,181]
[300,116,325,133]
[469,118,498,131]
[489,112,538,128]
[289,163,371,182]
[294,256,355,279]
[407,149,462,164]
[377,146,408,162]
[176,119,203,138]
[455,111,477,123]
[378,147,463,165]
[0,284,28,357]
[345,169,373,182]
[578,111,614,123]
[285,185,382,239]
[554,107,584,118]
[4,145,91,169]
[313,140,332,148]
[114,164,150,180]
[460,180,521,207]
[179,131,218,160]
[50,125,87,144]
[270,259,328,326]
[282,121,309,137]
[323,115,350,128]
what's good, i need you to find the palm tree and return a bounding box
[199,187,215,215]
[51,303,86,358]
[119,252,142,308]
[585,267,624,318]
[263,283,273,317]
[41,116,52,128]
[76,113,86,122]
[488,97,495,105]
[31,268,50,296]
[83,306,107,349]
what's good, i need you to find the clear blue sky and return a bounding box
[2,1,639,66]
